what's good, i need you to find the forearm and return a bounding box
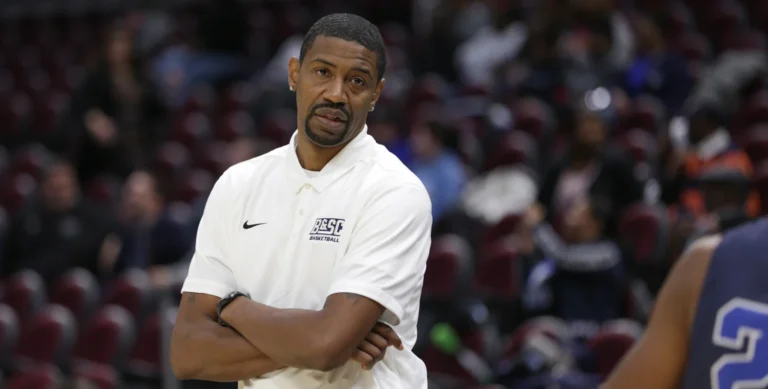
[221,298,340,371]
[171,318,284,381]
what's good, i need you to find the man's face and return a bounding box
[42,164,78,212]
[575,113,606,149]
[289,36,384,148]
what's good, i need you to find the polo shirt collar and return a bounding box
[286,125,372,192]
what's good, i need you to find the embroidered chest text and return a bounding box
[309,218,345,243]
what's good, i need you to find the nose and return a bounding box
[323,78,346,105]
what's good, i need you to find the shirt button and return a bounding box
[299,209,304,216]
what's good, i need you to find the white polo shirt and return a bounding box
[181,126,432,389]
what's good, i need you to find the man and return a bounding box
[170,13,432,389]
[2,159,119,283]
[601,219,768,389]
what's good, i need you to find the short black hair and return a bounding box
[299,13,387,81]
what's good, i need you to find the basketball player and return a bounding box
[170,13,432,389]
[602,219,768,389]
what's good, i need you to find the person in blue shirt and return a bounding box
[407,121,467,223]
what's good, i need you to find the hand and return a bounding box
[351,322,403,370]
[85,109,118,146]
[524,203,546,228]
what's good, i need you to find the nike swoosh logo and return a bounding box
[243,221,266,229]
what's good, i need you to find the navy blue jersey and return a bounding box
[681,218,768,389]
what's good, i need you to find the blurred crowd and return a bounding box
[1,0,768,388]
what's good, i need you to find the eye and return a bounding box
[315,68,329,76]
[351,77,366,87]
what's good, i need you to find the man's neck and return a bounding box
[295,134,345,171]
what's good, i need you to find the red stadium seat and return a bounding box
[617,95,665,134]
[672,32,712,62]
[7,364,62,389]
[182,85,216,114]
[742,125,768,164]
[127,311,163,378]
[218,82,252,114]
[722,29,767,51]
[665,2,695,34]
[10,144,51,178]
[103,269,151,322]
[735,91,768,131]
[501,316,569,360]
[261,110,298,145]
[0,173,37,215]
[601,319,644,341]
[31,90,67,135]
[171,112,213,148]
[422,347,478,385]
[1,270,46,323]
[588,331,637,378]
[483,213,523,245]
[85,175,122,207]
[473,242,523,301]
[512,97,556,141]
[50,268,100,323]
[616,128,659,164]
[0,304,19,369]
[173,169,214,204]
[73,363,119,389]
[485,130,537,171]
[215,110,255,141]
[154,141,190,177]
[618,204,670,265]
[752,161,768,214]
[74,305,135,367]
[423,234,473,301]
[14,304,76,368]
[194,140,229,175]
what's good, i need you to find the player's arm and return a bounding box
[170,170,283,381]
[221,184,431,371]
[170,292,284,381]
[600,235,719,389]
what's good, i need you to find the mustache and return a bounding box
[311,103,350,118]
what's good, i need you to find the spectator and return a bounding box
[522,196,624,322]
[662,105,759,219]
[66,23,167,185]
[537,108,643,230]
[408,121,467,223]
[455,1,528,87]
[561,0,635,97]
[114,170,193,287]
[624,15,692,114]
[2,159,119,284]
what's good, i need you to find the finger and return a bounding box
[357,340,383,370]
[358,340,383,362]
[351,349,373,367]
[374,323,403,350]
[365,331,389,350]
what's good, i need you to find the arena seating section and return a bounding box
[2,0,768,388]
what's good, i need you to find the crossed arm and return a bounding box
[170,291,400,381]
[220,291,391,371]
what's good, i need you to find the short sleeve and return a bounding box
[181,172,238,298]
[327,183,433,326]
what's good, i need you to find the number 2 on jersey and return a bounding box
[711,298,768,389]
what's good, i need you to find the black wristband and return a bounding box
[216,291,248,327]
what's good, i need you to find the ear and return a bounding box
[371,78,386,108]
[288,57,301,91]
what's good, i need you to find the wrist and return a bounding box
[220,295,245,324]
[217,291,249,326]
